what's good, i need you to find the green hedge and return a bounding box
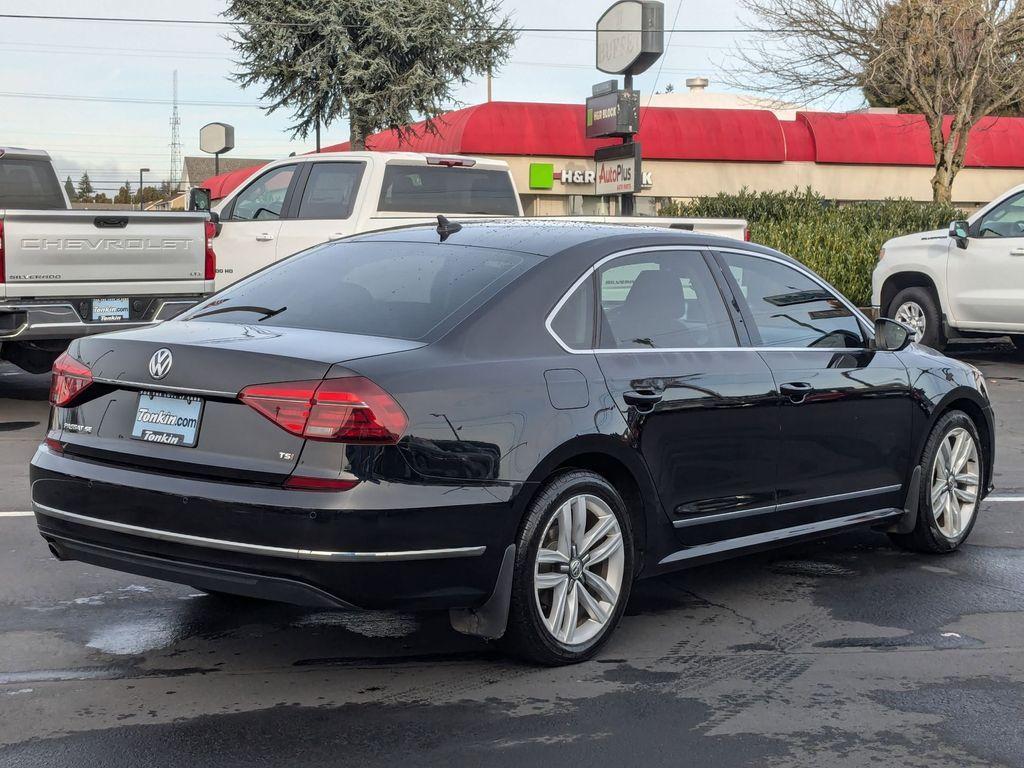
[659,189,965,306]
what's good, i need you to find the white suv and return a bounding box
[873,184,1024,351]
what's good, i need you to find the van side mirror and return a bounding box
[188,187,212,212]
[874,317,913,351]
[949,220,970,249]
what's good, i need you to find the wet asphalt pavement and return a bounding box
[1,344,1023,767]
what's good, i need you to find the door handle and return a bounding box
[780,381,814,404]
[1010,248,1024,256]
[623,390,663,412]
[255,233,275,242]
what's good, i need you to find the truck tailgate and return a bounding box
[2,211,207,290]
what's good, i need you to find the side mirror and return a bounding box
[874,317,913,352]
[209,210,222,237]
[949,220,970,249]
[188,187,212,213]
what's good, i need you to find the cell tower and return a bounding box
[169,70,182,192]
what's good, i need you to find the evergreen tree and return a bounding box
[226,0,517,150]
[114,181,133,205]
[76,172,94,202]
[64,176,77,202]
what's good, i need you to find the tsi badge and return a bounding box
[148,348,173,380]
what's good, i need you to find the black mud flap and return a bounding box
[449,544,515,640]
[884,465,922,535]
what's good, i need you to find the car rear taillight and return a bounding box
[0,220,6,284]
[50,351,93,407]
[204,220,217,280]
[239,376,407,444]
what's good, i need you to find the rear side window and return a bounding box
[720,251,866,349]
[378,165,519,216]
[0,158,65,210]
[595,251,738,350]
[186,242,539,341]
[296,162,364,219]
[550,278,595,350]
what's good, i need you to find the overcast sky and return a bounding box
[1,0,855,191]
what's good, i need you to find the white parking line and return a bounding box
[987,496,1024,503]
[0,511,33,517]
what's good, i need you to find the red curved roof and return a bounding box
[203,100,1024,199]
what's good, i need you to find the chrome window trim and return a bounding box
[90,378,238,399]
[544,244,876,355]
[33,503,486,562]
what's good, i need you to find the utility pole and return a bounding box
[138,168,149,211]
[169,70,182,193]
[486,66,493,102]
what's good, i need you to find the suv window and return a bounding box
[721,251,865,349]
[230,165,296,221]
[0,158,66,210]
[595,251,738,350]
[296,162,364,219]
[976,191,1024,238]
[378,165,519,216]
[185,242,540,341]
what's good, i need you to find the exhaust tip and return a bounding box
[46,539,65,561]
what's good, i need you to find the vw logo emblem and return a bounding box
[148,348,173,380]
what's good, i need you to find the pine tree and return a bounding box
[64,176,77,202]
[226,0,517,150]
[76,172,94,202]
[114,181,133,205]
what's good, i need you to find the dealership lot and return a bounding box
[1,345,1023,767]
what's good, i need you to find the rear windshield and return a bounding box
[185,241,539,340]
[0,158,66,210]
[377,165,519,216]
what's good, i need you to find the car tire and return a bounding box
[888,287,945,350]
[499,470,634,666]
[889,410,983,554]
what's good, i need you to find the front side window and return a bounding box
[721,252,865,349]
[296,162,364,219]
[595,251,738,350]
[230,165,296,221]
[976,191,1024,238]
[184,242,539,341]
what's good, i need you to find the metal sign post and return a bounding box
[591,1,664,216]
[199,122,235,178]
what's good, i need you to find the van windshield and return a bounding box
[183,241,539,341]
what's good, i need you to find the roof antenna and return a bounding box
[436,215,462,242]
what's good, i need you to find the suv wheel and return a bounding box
[889,287,945,350]
[500,470,634,665]
[889,411,983,553]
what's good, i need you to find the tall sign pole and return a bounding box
[591,1,664,216]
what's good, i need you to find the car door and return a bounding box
[586,247,781,547]
[716,249,914,527]
[275,161,367,260]
[948,189,1024,332]
[214,163,299,290]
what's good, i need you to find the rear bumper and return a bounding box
[30,447,517,611]
[0,295,204,342]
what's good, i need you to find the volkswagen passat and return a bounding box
[31,221,994,665]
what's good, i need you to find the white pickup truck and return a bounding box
[211,152,747,290]
[873,183,1024,351]
[0,148,215,372]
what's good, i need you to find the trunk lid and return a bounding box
[57,321,423,481]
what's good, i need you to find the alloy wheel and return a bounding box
[894,301,927,341]
[930,427,980,539]
[533,493,625,646]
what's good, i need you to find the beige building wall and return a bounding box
[496,155,1024,212]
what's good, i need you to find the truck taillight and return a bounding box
[239,376,407,444]
[204,220,217,281]
[50,352,93,407]
[744,228,751,242]
[425,156,476,168]
[0,220,5,284]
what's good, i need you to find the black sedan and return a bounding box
[31,221,995,665]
